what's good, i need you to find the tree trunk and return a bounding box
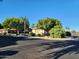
[24,20,26,34]
[17,30,19,35]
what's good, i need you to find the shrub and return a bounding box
[4,33,7,35]
[29,32,35,36]
[49,28,65,38]
[25,30,29,34]
[65,31,71,36]
[37,34,42,37]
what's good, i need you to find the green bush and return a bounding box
[37,34,42,37]
[4,33,7,35]
[29,32,35,36]
[25,30,29,34]
[65,31,71,36]
[49,28,65,38]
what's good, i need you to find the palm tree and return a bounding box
[65,27,70,31]
[31,23,35,28]
[20,16,29,33]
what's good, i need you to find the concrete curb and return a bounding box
[29,36,74,40]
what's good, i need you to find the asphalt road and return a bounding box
[0,36,79,59]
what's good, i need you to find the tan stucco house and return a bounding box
[32,28,47,35]
[0,29,8,35]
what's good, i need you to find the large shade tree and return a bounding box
[3,17,29,34]
[36,17,62,31]
[36,17,65,38]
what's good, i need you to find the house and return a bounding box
[71,32,79,38]
[0,29,8,35]
[8,29,17,34]
[32,28,47,35]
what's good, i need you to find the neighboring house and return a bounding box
[32,28,47,35]
[0,29,8,35]
[72,33,79,37]
[8,29,17,34]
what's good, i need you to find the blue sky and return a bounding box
[0,0,79,31]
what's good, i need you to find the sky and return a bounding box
[0,0,79,31]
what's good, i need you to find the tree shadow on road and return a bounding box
[37,40,79,59]
[0,50,18,59]
[0,36,27,48]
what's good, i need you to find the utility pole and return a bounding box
[24,20,26,34]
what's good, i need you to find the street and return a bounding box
[0,36,79,59]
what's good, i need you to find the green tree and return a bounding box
[31,23,35,28]
[36,17,64,38]
[65,31,71,36]
[3,17,29,34]
[20,17,29,33]
[65,27,70,31]
[36,17,62,31]
[3,18,12,28]
[49,27,65,38]
[37,20,43,29]
[0,23,3,29]
[20,17,29,30]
